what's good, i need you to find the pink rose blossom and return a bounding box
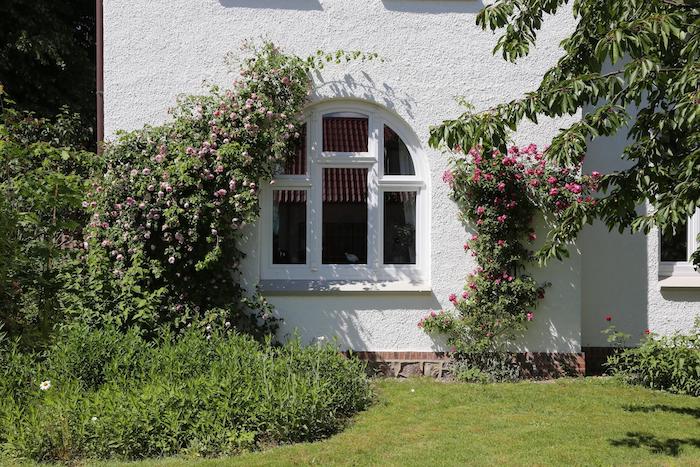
[527,312,534,321]
[442,170,454,185]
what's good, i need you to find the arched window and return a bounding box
[260,101,429,285]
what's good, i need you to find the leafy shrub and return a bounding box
[606,320,700,396]
[0,325,373,462]
[449,353,521,383]
[0,92,98,345]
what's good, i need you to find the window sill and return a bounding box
[258,279,432,295]
[658,276,700,289]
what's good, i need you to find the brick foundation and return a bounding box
[581,346,618,376]
[347,351,586,379]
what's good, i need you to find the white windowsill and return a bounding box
[658,276,700,289]
[258,279,432,295]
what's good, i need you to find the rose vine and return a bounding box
[420,144,600,354]
[63,43,376,339]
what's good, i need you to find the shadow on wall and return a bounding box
[659,288,700,303]
[312,73,416,120]
[381,0,484,14]
[218,0,322,10]
[269,293,444,351]
[580,112,649,346]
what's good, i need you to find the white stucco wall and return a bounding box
[104,0,587,352]
[580,111,700,347]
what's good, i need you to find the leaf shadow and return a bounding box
[609,432,700,457]
[622,404,700,420]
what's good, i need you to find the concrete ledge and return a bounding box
[658,276,700,288]
[259,279,432,294]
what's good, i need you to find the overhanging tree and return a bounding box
[430,0,700,264]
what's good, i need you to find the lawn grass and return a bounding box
[97,377,700,466]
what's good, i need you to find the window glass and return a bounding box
[383,126,415,175]
[384,192,416,264]
[322,168,368,264]
[282,123,306,175]
[660,222,687,262]
[322,113,368,153]
[273,190,306,264]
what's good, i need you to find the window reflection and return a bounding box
[322,168,368,264]
[384,125,415,175]
[660,222,688,262]
[384,192,416,264]
[273,190,306,264]
[282,123,306,175]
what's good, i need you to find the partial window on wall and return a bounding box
[659,210,700,277]
[660,222,688,262]
[261,103,427,283]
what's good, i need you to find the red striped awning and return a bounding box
[273,190,307,203]
[323,168,367,202]
[323,117,368,152]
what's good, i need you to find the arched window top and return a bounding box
[262,100,429,285]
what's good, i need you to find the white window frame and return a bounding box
[259,100,430,284]
[659,209,700,277]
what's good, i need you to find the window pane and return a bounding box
[322,168,368,264]
[384,192,416,264]
[273,190,306,264]
[660,222,687,262]
[282,123,306,175]
[384,126,415,175]
[323,113,368,152]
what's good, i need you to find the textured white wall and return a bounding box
[104,0,584,352]
[580,112,700,346]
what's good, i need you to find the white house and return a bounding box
[102,0,699,375]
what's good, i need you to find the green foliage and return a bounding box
[431,0,700,265]
[0,325,372,462]
[449,353,521,383]
[606,319,700,396]
[0,0,95,143]
[0,94,98,345]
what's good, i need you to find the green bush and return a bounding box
[606,320,700,396]
[0,325,372,462]
[0,93,98,346]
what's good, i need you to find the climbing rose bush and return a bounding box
[64,43,314,337]
[420,144,599,354]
